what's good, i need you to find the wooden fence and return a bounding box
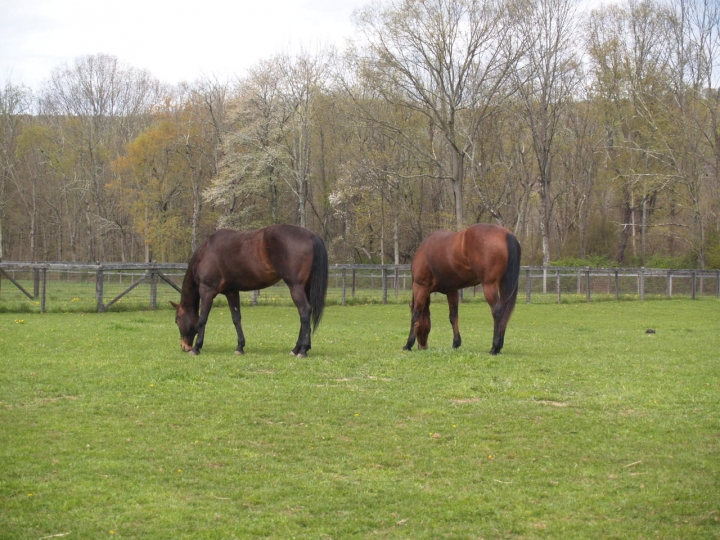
[1,261,719,313]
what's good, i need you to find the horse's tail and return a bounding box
[309,233,329,332]
[499,232,521,327]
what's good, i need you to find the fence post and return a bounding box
[33,268,40,299]
[96,265,105,313]
[382,266,388,304]
[614,269,619,300]
[639,267,645,301]
[691,271,696,300]
[252,290,259,306]
[716,270,719,299]
[525,268,531,304]
[394,267,399,297]
[556,269,561,304]
[41,268,47,313]
[150,270,157,309]
[341,268,347,306]
[351,269,356,297]
[666,270,672,298]
[585,267,591,302]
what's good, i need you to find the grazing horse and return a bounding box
[171,224,328,357]
[403,224,521,355]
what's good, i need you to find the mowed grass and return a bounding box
[1,300,718,539]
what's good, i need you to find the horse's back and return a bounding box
[192,229,264,289]
[412,224,514,292]
[193,225,320,291]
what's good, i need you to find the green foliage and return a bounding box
[1,302,719,538]
[550,255,617,268]
[624,253,698,269]
[704,232,720,269]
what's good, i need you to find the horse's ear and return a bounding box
[170,300,180,310]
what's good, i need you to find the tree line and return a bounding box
[1,0,719,268]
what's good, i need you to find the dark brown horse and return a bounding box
[403,224,521,355]
[171,224,328,357]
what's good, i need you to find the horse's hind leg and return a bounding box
[288,283,312,357]
[226,291,246,355]
[483,282,504,355]
[447,290,461,349]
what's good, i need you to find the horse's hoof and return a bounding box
[188,349,199,356]
[234,350,244,355]
[296,352,307,358]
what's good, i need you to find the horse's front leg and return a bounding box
[447,290,461,349]
[191,288,216,355]
[288,284,312,357]
[226,291,246,355]
[404,287,431,351]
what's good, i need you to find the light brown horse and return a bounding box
[403,224,521,355]
[171,225,328,357]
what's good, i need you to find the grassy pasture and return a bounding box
[1,300,719,538]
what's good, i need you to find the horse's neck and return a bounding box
[180,269,201,312]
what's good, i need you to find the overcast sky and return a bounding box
[0,0,368,91]
[1,0,614,92]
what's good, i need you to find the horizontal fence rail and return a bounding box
[1,261,718,313]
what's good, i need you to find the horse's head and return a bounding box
[170,301,198,352]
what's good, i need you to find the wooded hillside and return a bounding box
[1,0,719,268]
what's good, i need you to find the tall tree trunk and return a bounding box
[452,149,464,231]
[616,184,633,264]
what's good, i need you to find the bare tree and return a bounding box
[586,1,675,265]
[39,54,164,260]
[208,50,333,230]
[666,0,720,267]
[513,0,583,266]
[277,50,335,228]
[206,57,288,229]
[0,82,33,260]
[179,78,231,250]
[352,0,527,231]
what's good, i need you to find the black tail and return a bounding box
[499,232,521,328]
[309,233,329,332]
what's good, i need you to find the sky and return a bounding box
[0,0,369,91]
[1,0,615,93]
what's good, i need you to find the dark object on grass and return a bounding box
[403,224,521,355]
[646,328,656,334]
[171,225,328,357]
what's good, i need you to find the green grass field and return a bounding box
[1,300,719,538]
